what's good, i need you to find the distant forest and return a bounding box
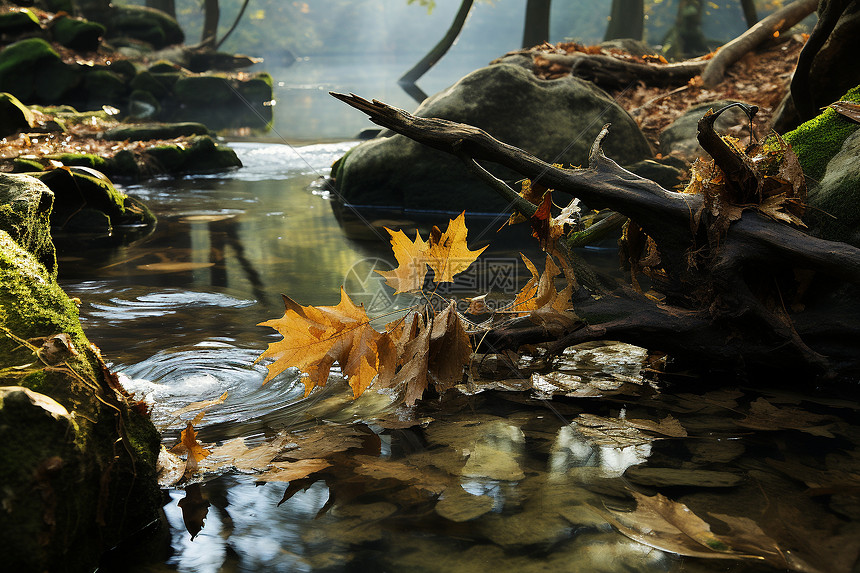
[118,0,796,61]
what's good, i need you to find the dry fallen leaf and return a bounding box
[257,287,393,398]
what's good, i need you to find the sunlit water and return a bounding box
[56,142,860,573]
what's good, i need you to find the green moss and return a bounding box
[146,135,241,173]
[0,173,56,276]
[130,70,170,99]
[82,69,127,106]
[173,75,234,105]
[784,84,860,182]
[12,158,45,172]
[42,153,106,170]
[0,38,62,101]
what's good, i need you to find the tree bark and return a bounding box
[603,0,644,41]
[522,0,552,48]
[200,0,221,48]
[330,92,860,377]
[702,0,818,87]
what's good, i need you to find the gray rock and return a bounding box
[333,63,652,214]
[659,100,752,162]
[807,128,860,247]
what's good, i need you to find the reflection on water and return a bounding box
[55,142,860,572]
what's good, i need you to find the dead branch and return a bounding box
[535,52,706,89]
[701,0,818,87]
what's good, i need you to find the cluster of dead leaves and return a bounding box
[255,207,581,405]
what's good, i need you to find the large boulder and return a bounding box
[0,220,161,571]
[332,63,652,214]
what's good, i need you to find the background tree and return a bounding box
[522,0,552,47]
[603,0,644,41]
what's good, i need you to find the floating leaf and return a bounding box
[828,100,860,123]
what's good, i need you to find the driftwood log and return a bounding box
[332,92,860,380]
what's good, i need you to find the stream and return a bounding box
[56,140,860,573]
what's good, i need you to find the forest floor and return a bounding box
[530,35,805,152]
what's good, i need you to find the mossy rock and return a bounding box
[0,172,56,276]
[129,69,170,99]
[101,58,138,81]
[0,91,33,137]
[147,59,182,73]
[236,72,274,104]
[104,149,140,177]
[146,134,241,173]
[0,38,81,103]
[50,15,105,52]
[103,121,210,141]
[173,74,234,106]
[82,69,127,106]
[42,152,106,170]
[0,8,42,37]
[804,128,860,247]
[0,231,161,572]
[784,84,860,182]
[33,169,156,237]
[108,5,184,48]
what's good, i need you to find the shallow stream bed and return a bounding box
[56,142,860,573]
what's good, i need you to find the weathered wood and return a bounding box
[537,52,705,89]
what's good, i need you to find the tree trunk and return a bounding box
[662,0,709,59]
[522,0,552,48]
[739,0,758,27]
[146,0,176,19]
[603,0,644,41]
[201,0,221,48]
[399,0,475,102]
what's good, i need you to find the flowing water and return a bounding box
[52,61,860,572]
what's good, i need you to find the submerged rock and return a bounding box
[332,63,652,214]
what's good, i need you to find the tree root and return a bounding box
[332,93,860,378]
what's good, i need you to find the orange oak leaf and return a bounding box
[256,287,393,399]
[377,311,431,405]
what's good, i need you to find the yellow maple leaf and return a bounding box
[171,421,211,478]
[376,228,429,294]
[426,211,488,282]
[376,211,486,291]
[256,287,392,398]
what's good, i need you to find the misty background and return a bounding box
[119,0,772,139]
